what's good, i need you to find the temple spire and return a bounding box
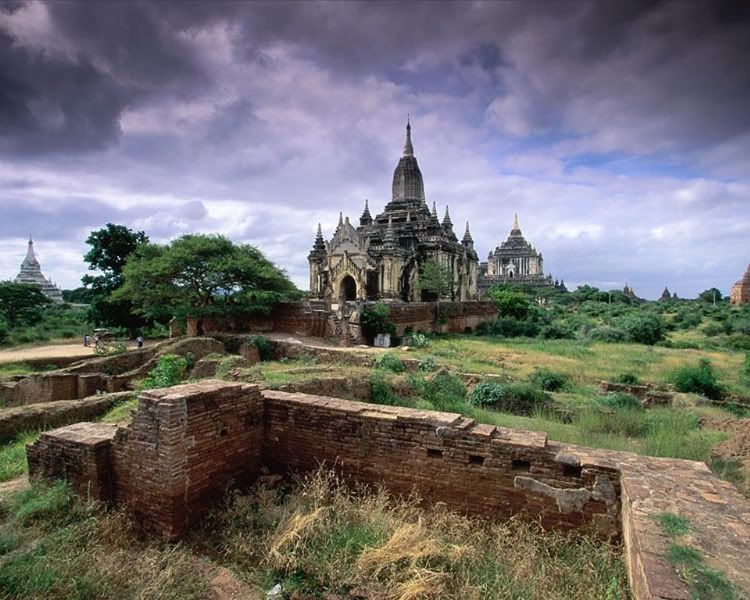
[360,198,372,225]
[463,221,473,243]
[431,201,437,217]
[443,206,453,228]
[312,223,326,252]
[403,118,414,157]
[513,212,519,231]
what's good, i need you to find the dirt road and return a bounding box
[0,343,96,365]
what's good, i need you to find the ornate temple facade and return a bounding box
[309,122,478,303]
[731,264,750,305]
[478,214,559,294]
[14,238,63,302]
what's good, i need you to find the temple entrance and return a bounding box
[341,275,357,301]
[366,271,379,300]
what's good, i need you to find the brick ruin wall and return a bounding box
[27,381,750,599]
[187,301,497,339]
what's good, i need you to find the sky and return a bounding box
[1,0,749,300]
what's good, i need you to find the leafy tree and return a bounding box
[698,288,723,304]
[62,287,96,304]
[360,303,396,340]
[0,282,51,326]
[618,314,666,345]
[82,223,150,334]
[116,234,299,322]
[487,288,533,319]
[418,259,452,302]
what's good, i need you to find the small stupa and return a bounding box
[14,237,63,302]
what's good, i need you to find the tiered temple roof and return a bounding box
[731,263,750,304]
[14,238,63,302]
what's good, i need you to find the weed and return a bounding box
[0,431,40,483]
[528,367,569,391]
[138,354,188,390]
[374,352,405,373]
[654,512,691,537]
[469,382,551,416]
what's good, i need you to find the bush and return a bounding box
[419,371,466,412]
[527,368,568,391]
[417,355,438,372]
[619,314,665,345]
[361,303,396,341]
[469,382,551,415]
[539,323,574,340]
[597,392,643,411]
[671,359,725,400]
[215,355,249,379]
[589,326,627,343]
[247,334,273,361]
[410,333,429,348]
[94,341,127,356]
[615,372,640,385]
[139,354,188,390]
[743,352,750,380]
[0,321,7,345]
[493,317,540,338]
[374,352,404,373]
[577,406,649,437]
[369,371,402,406]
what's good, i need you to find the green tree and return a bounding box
[487,288,533,319]
[82,223,150,334]
[698,288,723,304]
[418,259,453,324]
[0,282,51,326]
[115,234,299,322]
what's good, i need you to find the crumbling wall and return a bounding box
[110,381,264,539]
[263,390,619,533]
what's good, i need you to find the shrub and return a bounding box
[671,359,725,400]
[361,303,396,341]
[597,392,643,411]
[94,341,127,356]
[215,355,249,379]
[374,352,404,373]
[369,371,401,406]
[702,323,724,337]
[410,333,429,348]
[139,354,188,390]
[527,367,568,391]
[469,382,551,415]
[248,334,273,361]
[589,326,627,343]
[619,314,665,345]
[539,323,574,340]
[419,371,466,412]
[417,355,438,372]
[744,352,750,380]
[615,372,640,385]
[493,317,540,338]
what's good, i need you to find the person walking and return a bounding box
[83,334,90,347]
[136,336,144,349]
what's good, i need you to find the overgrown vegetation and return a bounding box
[0,482,208,599]
[203,468,629,599]
[0,432,40,483]
[469,382,551,416]
[671,359,725,400]
[138,354,188,390]
[374,352,405,373]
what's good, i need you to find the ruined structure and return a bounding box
[27,380,750,599]
[623,283,638,300]
[309,121,478,303]
[659,286,672,301]
[14,237,62,302]
[478,214,560,294]
[731,263,750,305]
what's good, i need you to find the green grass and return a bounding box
[654,511,738,599]
[0,364,37,377]
[99,398,138,424]
[0,432,40,483]
[0,482,208,600]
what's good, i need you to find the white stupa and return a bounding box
[14,237,63,303]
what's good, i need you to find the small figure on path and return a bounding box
[83,334,90,347]
[136,336,144,349]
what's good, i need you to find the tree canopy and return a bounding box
[115,234,299,321]
[0,282,51,326]
[82,223,150,333]
[418,259,452,301]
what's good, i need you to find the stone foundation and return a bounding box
[26,381,750,598]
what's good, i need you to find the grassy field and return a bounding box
[408,336,749,397]
[0,471,629,600]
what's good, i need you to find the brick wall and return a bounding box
[27,422,117,502]
[263,390,619,534]
[189,304,328,338]
[110,381,264,540]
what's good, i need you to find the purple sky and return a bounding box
[1,0,749,299]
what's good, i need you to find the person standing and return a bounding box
[136,336,144,349]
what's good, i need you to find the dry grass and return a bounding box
[205,468,629,599]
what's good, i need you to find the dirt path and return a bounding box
[0,476,29,500]
[0,340,159,366]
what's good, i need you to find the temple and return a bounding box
[478,214,559,294]
[309,121,478,303]
[731,263,750,305]
[14,238,63,302]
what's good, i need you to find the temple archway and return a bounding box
[341,275,357,301]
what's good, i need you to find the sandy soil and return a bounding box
[0,340,157,366]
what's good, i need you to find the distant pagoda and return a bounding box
[731,263,750,305]
[14,238,63,303]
